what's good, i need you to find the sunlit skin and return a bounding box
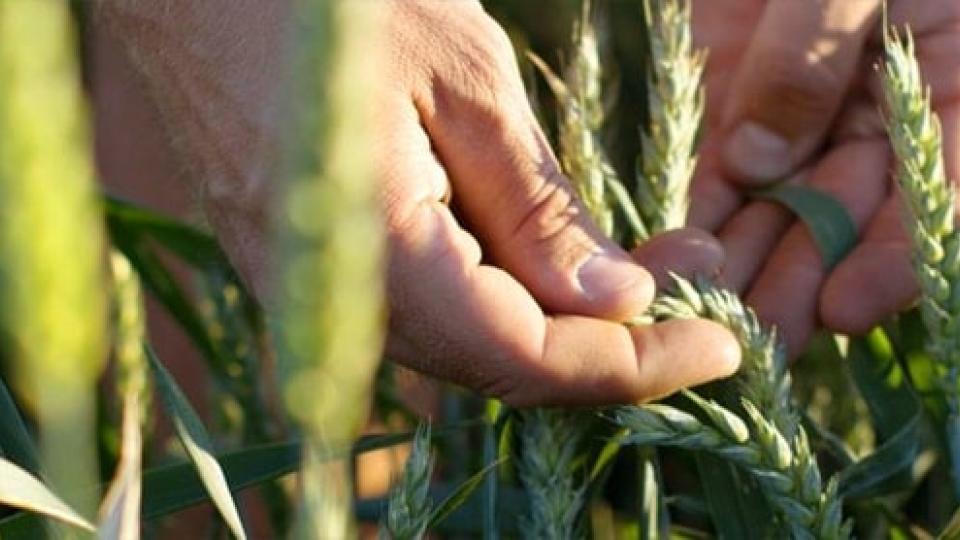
[102,0,960,405]
[690,0,960,356]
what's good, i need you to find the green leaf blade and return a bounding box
[146,347,247,540]
[0,457,94,533]
[751,184,858,270]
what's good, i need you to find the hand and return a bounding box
[375,0,739,405]
[689,0,960,356]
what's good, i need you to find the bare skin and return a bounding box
[98,0,959,404]
[690,0,960,356]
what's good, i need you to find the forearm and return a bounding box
[98,0,291,296]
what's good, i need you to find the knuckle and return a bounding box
[753,46,845,118]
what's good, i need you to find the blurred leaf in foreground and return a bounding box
[0,0,107,517]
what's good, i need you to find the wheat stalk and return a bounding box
[0,0,107,516]
[278,1,385,535]
[381,424,434,540]
[881,27,960,408]
[635,0,706,236]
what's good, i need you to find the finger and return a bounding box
[689,138,744,231]
[716,172,808,293]
[944,105,960,188]
[387,196,741,407]
[746,140,890,356]
[630,228,725,291]
[820,197,917,334]
[717,200,794,294]
[721,0,882,184]
[379,96,741,406]
[411,16,652,321]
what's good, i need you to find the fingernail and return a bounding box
[724,122,792,183]
[578,252,650,302]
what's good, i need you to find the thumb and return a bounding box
[721,0,881,185]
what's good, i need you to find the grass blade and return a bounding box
[0,457,94,532]
[0,427,467,536]
[429,458,506,529]
[146,347,247,539]
[0,378,38,474]
[695,454,774,539]
[104,196,226,269]
[751,184,857,270]
[97,402,142,540]
[840,330,924,499]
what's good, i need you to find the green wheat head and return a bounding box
[635,0,706,236]
[881,27,960,406]
[381,424,434,540]
[614,395,849,539]
[529,3,648,242]
[517,409,588,539]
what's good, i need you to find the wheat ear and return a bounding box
[881,27,960,406]
[635,0,706,236]
[529,4,647,242]
[645,277,848,538]
[615,393,849,539]
[381,424,434,540]
[516,409,588,540]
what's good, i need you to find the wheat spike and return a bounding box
[881,27,960,407]
[653,276,796,438]
[635,0,706,236]
[529,3,647,242]
[517,409,588,540]
[614,396,850,539]
[381,424,434,540]
[646,277,848,538]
